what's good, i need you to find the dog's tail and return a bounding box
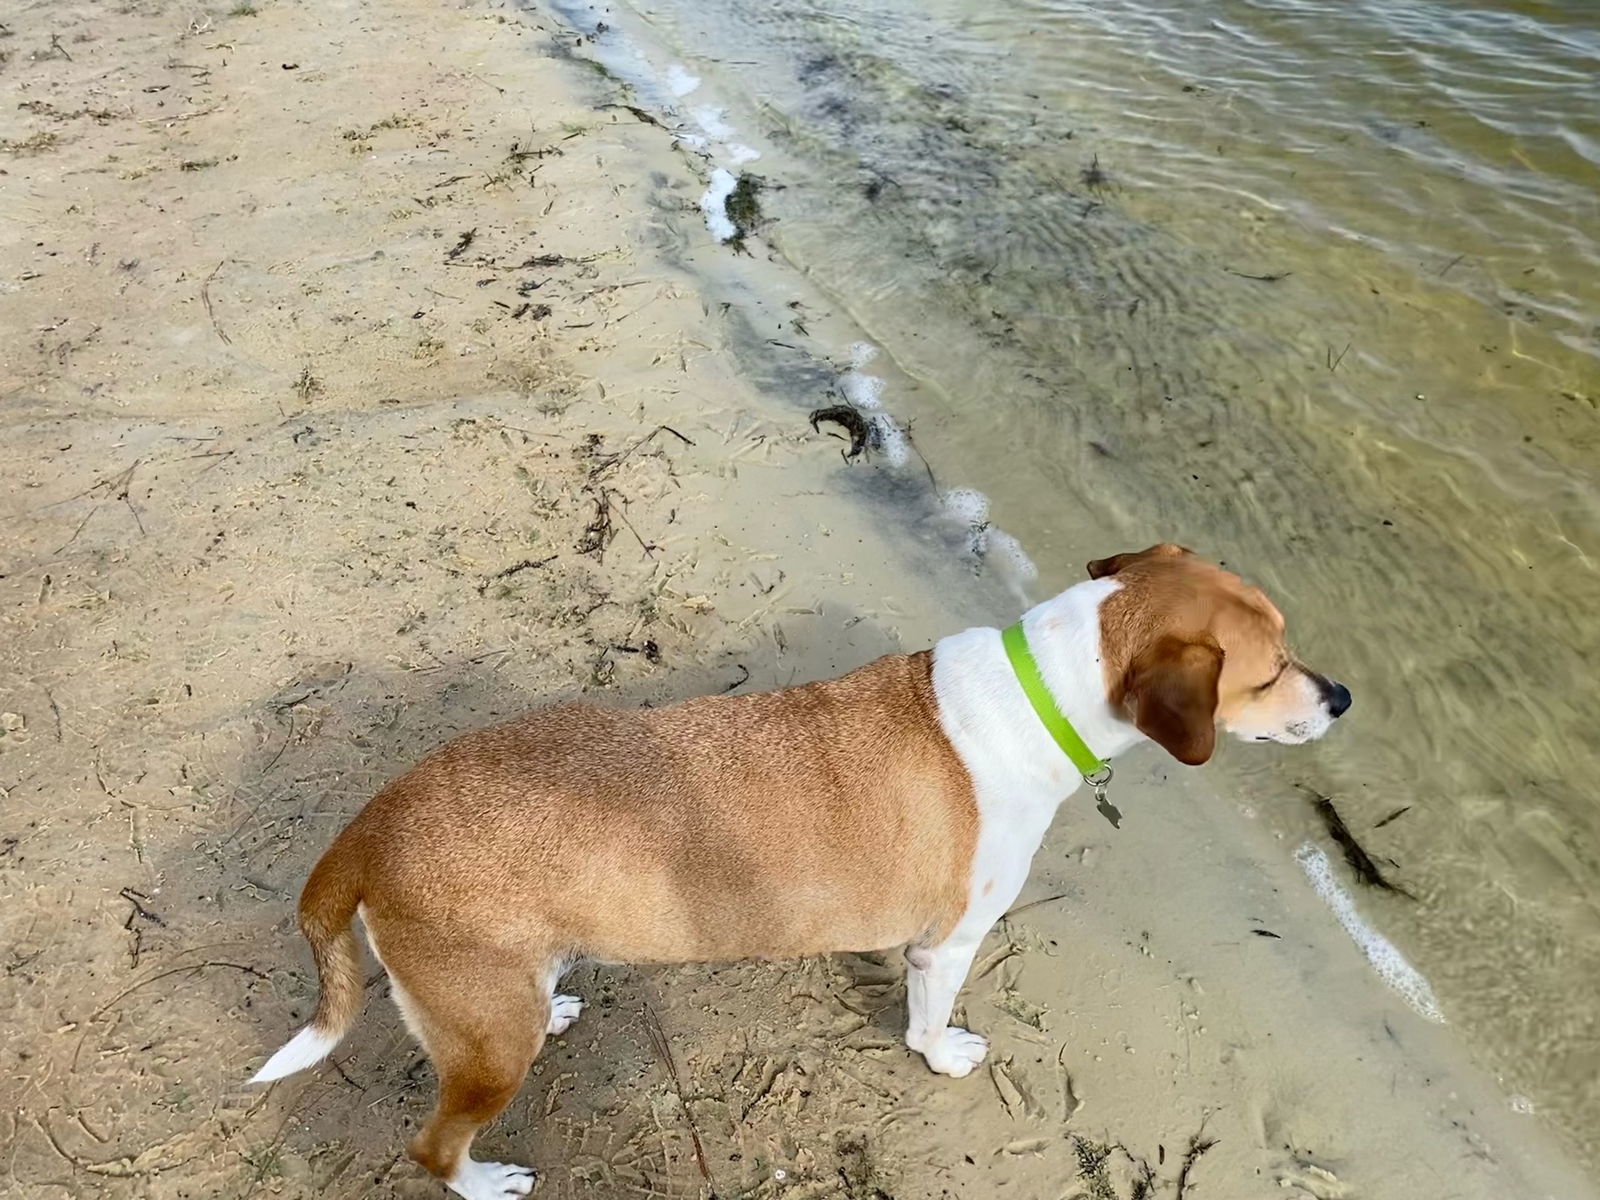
[250,847,365,1084]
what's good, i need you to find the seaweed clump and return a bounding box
[725,173,765,253]
[809,404,873,460]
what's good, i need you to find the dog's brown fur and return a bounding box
[294,649,977,1184]
[1089,543,1313,764]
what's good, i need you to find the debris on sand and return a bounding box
[809,404,873,460]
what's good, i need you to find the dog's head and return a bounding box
[1087,543,1350,765]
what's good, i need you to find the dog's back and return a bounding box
[336,649,978,964]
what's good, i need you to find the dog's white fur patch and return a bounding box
[1227,670,1335,746]
[250,1024,341,1084]
[447,1159,536,1200]
[547,994,583,1035]
[919,1027,990,1077]
[906,581,1146,1074]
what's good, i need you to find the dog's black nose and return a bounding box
[1323,679,1352,718]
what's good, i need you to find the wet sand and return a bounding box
[0,2,1591,1198]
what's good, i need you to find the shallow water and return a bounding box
[572,0,1600,1164]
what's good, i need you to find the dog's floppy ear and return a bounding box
[1121,635,1222,765]
[1086,542,1191,580]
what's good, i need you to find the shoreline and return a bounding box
[0,2,1590,1198]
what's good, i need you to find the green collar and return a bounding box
[1002,621,1122,826]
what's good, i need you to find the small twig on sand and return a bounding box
[44,687,63,741]
[587,424,693,481]
[122,493,145,537]
[36,1112,189,1178]
[1005,892,1070,919]
[641,998,717,1196]
[1175,1129,1217,1199]
[92,960,269,1019]
[120,887,165,967]
[56,506,97,554]
[476,555,558,595]
[445,228,477,261]
[119,887,166,928]
[261,713,293,774]
[139,104,222,125]
[607,491,657,558]
[577,491,615,559]
[328,1056,366,1092]
[900,420,939,491]
[600,102,665,129]
[202,260,232,344]
[1301,785,1416,899]
[51,461,142,552]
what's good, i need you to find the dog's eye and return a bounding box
[1254,663,1288,693]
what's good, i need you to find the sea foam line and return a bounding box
[1295,843,1444,1023]
[699,168,740,243]
[543,7,1038,592]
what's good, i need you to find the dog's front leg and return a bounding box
[904,937,989,1077]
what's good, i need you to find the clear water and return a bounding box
[584,0,1600,1165]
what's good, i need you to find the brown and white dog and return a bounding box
[249,544,1349,1200]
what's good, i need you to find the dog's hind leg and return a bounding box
[379,938,552,1200]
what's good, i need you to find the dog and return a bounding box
[249,543,1349,1200]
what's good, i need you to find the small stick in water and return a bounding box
[1301,785,1416,900]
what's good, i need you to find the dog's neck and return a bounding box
[932,578,1145,809]
[1017,577,1145,769]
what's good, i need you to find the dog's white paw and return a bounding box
[447,1159,536,1200]
[547,994,583,1035]
[920,1027,989,1077]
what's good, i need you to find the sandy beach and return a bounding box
[1,2,1593,1197]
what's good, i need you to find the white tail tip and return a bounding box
[250,1025,342,1084]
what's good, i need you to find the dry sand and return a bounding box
[0,2,1593,1198]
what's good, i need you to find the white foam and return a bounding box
[700,168,739,242]
[841,371,886,409]
[849,341,879,368]
[941,487,990,526]
[987,528,1039,580]
[666,64,701,97]
[693,105,737,141]
[868,414,910,466]
[550,7,1054,619]
[1295,843,1444,1023]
